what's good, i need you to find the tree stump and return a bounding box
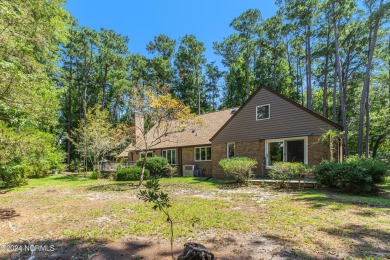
[178,242,214,260]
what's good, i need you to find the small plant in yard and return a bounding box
[89,171,99,179]
[219,157,257,185]
[269,162,313,188]
[138,177,174,259]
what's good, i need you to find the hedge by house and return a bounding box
[136,157,173,177]
[219,157,257,185]
[314,156,388,193]
[268,162,313,187]
[116,167,150,181]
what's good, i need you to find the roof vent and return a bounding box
[231,108,238,114]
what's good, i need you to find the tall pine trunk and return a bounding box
[333,58,337,123]
[358,1,382,156]
[305,25,313,110]
[332,2,349,156]
[323,28,330,118]
[66,56,73,168]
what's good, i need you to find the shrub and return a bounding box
[219,157,257,185]
[89,171,99,179]
[136,157,169,177]
[314,161,374,193]
[0,165,28,188]
[314,161,340,188]
[345,156,388,184]
[116,167,150,181]
[161,165,177,178]
[268,162,313,188]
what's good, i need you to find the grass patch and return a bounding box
[297,190,390,207]
[1,174,389,259]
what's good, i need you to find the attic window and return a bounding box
[256,104,270,120]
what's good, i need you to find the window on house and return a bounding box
[227,143,235,158]
[195,146,211,161]
[265,137,307,167]
[162,149,177,165]
[256,104,270,120]
[140,151,153,158]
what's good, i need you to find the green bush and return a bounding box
[0,165,28,188]
[161,165,177,178]
[345,156,388,184]
[219,157,257,185]
[314,161,339,188]
[314,161,374,193]
[89,171,99,179]
[136,157,169,177]
[116,167,150,181]
[268,162,313,187]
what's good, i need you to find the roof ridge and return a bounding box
[196,107,239,116]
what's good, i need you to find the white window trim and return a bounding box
[226,142,235,158]
[162,149,177,165]
[265,136,308,168]
[256,104,270,121]
[139,151,153,158]
[194,146,212,162]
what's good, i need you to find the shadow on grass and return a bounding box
[0,208,20,219]
[1,237,183,259]
[49,175,83,181]
[294,189,390,208]
[182,177,245,190]
[0,188,13,194]
[87,183,138,192]
[319,224,390,258]
[257,231,389,259]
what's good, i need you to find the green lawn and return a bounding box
[1,174,389,259]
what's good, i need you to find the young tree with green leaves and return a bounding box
[69,105,122,174]
[129,88,201,186]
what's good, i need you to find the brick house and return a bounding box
[119,87,343,178]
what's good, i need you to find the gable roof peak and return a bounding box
[209,86,343,142]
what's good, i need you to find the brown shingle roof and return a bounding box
[118,108,235,156]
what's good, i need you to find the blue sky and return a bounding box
[65,0,278,66]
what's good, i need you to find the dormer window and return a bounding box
[256,104,270,120]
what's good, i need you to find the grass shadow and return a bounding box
[87,183,138,192]
[294,189,390,208]
[319,224,390,258]
[0,188,14,194]
[49,175,83,181]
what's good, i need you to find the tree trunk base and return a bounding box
[178,242,214,260]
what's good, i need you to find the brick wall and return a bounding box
[181,147,212,177]
[211,143,226,178]
[235,141,266,177]
[211,137,332,179]
[211,141,266,179]
[308,135,330,165]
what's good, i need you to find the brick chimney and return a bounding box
[132,112,144,146]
